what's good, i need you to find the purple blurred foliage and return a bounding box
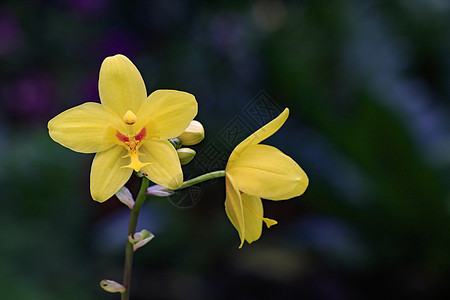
[79,74,99,102]
[293,215,369,268]
[0,7,23,57]
[93,28,142,60]
[61,0,108,17]
[207,12,263,86]
[343,1,450,167]
[145,0,188,33]
[209,12,249,58]
[2,73,55,122]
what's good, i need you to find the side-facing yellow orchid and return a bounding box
[48,54,197,202]
[225,108,308,248]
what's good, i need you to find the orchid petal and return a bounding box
[228,144,306,200]
[228,108,289,165]
[267,170,309,200]
[139,140,183,189]
[90,146,133,202]
[241,194,263,244]
[136,90,197,139]
[99,54,147,118]
[241,194,278,244]
[225,173,245,248]
[48,102,125,153]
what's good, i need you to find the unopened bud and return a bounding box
[177,148,196,165]
[129,232,143,242]
[178,120,204,145]
[128,229,155,251]
[100,280,126,293]
[115,186,134,209]
[168,138,182,149]
[146,184,174,197]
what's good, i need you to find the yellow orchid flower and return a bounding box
[48,54,197,202]
[225,108,308,248]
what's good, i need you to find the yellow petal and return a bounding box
[228,108,289,165]
[241,194,263,244]
[98,54,147,118]
[48,102,126,153]
[90,146,133,202]
[268,168,309,200]
[224,173,245,248]
[241,194,278,245]
[138,139,183,189]
[228,144,305,200]
[136,90,197,139]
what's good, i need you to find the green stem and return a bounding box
[176,170,225,190]
[119,171,224,298]
[121,177,150,300]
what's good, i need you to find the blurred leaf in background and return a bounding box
[0,0,449,299]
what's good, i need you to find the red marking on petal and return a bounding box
[116,131,129,143]
[135,127,146,141]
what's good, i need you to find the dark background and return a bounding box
[0,0,449,299]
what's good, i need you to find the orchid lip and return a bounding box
[242,196,278,228]
[116,127,151,171]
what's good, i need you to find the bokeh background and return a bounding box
[1,0,449,299]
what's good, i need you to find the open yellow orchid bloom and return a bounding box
[225,108,308,248]
[48,54,197,202]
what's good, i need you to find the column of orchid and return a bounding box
[48,54,308,299]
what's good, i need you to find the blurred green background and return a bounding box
[1,0,449,299]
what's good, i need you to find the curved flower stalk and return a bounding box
[48,54,197,202]
[225,108,308,248]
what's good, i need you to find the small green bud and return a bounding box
[177,148,196,165]
[168,137,182,149]
[100,280,126,293]
[128,229,155,251]
[178,120,205,145]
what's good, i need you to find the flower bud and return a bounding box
[100,280,126,293]
[168,137,182,149]
[147,184,174,197]
[177,148,196,165]
[130,232,143,242]
[128,229,155,251]
[115,186,134,209]
[178,120,205,145]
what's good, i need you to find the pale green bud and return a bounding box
[146,184,174,197]
[100,280,126,293]
[115,186,134,209]
[177,148,196,165]
[178,120,205,145]
[168,137,182,149]
[128,229,155,251]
